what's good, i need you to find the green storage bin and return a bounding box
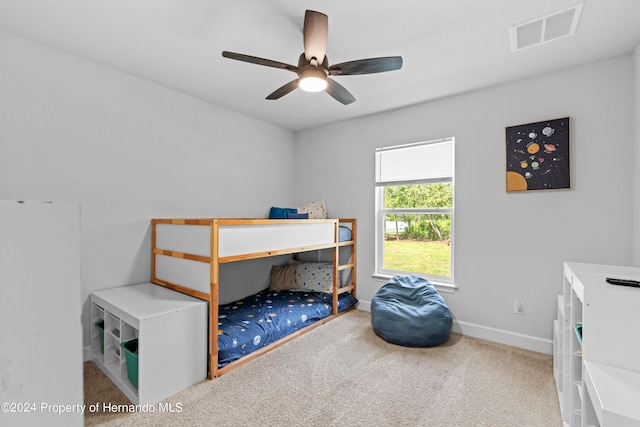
[95,321,104,354]
[121,338,139,388]
[574,323,583,347]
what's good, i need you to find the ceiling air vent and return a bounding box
[511,3,583,51]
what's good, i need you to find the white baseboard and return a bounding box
[357,300,553,355]
[452,320,552,354]
[357,300,371,312]
[83,345,91,362]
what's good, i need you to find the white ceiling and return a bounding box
[1,1,639,132]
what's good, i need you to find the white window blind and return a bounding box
[375,138,454,185]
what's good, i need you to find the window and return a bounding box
[375,138,454,284]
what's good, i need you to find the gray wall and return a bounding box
[1,28,638,355]
[0,31,297,347]
[294,56,636,352]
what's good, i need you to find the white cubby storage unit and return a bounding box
[91,282,207,405]
[554,262,640,426]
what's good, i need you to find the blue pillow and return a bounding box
[338,226,352,241]
[286,212,309,219]
[269,207,298,219]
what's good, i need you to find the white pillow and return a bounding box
[296,262,334,293]
[296,201,327,219]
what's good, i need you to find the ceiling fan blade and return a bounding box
[329,56,403,75]
[325,78,356,105]
[303,10,328,63]
[222,51,298,73]
[266,79,299,100]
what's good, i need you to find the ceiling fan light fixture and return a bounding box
[221,10,402,104]
[298,68,328,92]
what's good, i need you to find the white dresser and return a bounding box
[555,262,640,426]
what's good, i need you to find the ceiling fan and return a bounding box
[222,10,403,105]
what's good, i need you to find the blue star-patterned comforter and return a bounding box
[217,289,358,367]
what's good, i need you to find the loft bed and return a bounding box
[150,217,357,379]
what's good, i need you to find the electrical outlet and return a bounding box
[514,299,525,315]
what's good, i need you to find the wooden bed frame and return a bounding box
[150,218,357,379]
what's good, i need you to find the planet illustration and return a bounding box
[506,117,570,191]
[506,171,527,191]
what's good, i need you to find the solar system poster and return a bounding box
[506,117,570,192]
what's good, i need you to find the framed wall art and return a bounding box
[505,117,570,192]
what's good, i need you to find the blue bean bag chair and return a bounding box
[371,275,452,347]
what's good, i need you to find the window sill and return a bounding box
[372,273,458,294]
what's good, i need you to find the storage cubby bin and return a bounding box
[95,321,104,354]
[91,304,105,362]
[121,339,139,388]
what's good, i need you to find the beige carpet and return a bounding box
[84,310,561,426]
